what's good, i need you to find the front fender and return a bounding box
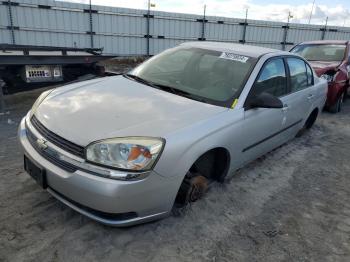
[154,109,245,181]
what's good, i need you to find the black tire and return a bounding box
[329,92,344,113]
[345,80,350,98]
[296,109,318,137]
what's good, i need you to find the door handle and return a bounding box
[307,94,315,100]
[281,104,289,112]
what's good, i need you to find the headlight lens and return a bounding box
[86,137,164,171]
[320,73,334,83]
[30,89,53,117]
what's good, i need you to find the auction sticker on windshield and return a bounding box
[219,52,249,63]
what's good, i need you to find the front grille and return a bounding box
[26,123,78,173]
[31,115,85,158]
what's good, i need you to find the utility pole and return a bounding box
[241,8,248,44]
[308,0,315,24]
[287,11,293,24]
[282,11,293,51]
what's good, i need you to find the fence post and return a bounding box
[197,5,206,41]
[7,0,15,44]
[321,16,328,40]
[282,25,289,51]
[146,1,151,55]
[89,0,94,48]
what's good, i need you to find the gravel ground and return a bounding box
[0,86,350,262]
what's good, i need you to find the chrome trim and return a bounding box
[26,115,84,162]
[31,115,85,158]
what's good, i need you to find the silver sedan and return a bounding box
[18,42,327,226]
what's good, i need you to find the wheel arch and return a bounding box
[188,146,231,182]
[305,107,319,129]
[173,146,231,205]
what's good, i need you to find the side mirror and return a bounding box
[249,92,283,109]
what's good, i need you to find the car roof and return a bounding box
[180,41,289,58]
[298,40,348,45]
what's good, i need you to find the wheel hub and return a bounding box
[188,175,208,202]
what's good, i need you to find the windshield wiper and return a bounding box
[149,83,207,102]
[152,83,182,95]
[124,74,182,95]
[123,74,207,103]
[123,74,160,89]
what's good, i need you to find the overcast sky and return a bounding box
[61,0,350,27]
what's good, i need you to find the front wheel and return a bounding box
[175,173,209,206]
[328,92,344,113]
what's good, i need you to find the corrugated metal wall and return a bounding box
[1,0,350,55]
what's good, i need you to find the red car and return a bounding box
[290,40,350,113]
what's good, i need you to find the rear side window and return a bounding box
[306,63,314,86]
[250,58,288,98]
[287,58,308,92]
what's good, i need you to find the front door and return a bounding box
[240,58,290,165]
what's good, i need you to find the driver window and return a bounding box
[250,58,288,98]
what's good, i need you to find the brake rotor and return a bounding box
[187,175,209,202]
[175,174,209,206]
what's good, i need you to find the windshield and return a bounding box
[291,44,345,62]
[128,47,256,106]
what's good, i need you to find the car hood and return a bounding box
[35,76,227,146]
[308,61,341,77]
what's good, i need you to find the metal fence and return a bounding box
[1,0,350,55]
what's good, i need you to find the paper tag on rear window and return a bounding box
[219,52,249,63]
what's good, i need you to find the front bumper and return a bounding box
[18,116,175,226]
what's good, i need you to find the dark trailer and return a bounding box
[0,44,115,94]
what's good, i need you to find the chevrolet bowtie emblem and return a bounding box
[36,138,48,150]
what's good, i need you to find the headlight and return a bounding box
[86,137,165,172]
[320,73,334,83]
[30,89,53,117]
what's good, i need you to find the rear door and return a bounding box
[240,58,289,165]
[281,57,315,138]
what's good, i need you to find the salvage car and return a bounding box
[290,40,350,113]
[19,42,327,226]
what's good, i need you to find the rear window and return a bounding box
[291,44,345,62]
